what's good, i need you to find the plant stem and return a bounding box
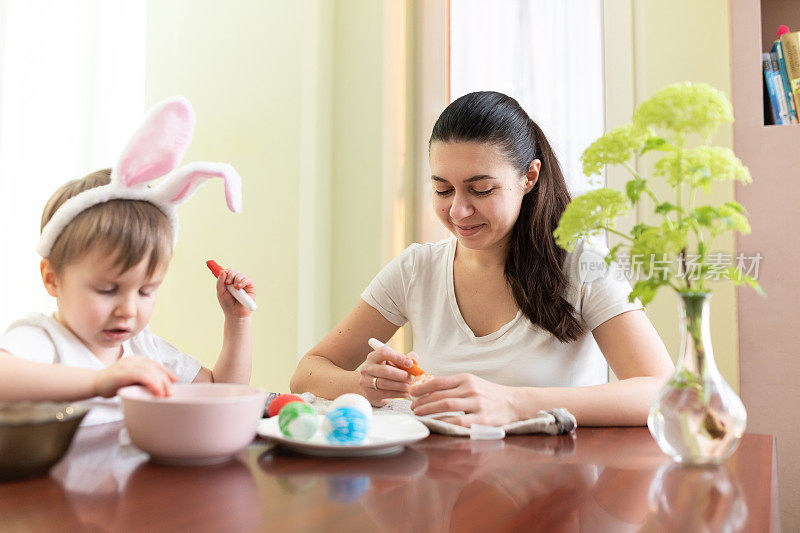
[688,181,707,291]
[676,142,684,229]
[622,161,642,180]
[601,227,634,241]
[621,161,676,231]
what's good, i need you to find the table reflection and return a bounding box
[48,422,261,532]
[0,425,772,532]
[256,431,664,532]
[258,446,429,503]
[642,462,748,532]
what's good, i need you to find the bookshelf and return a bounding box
[731,0,799,528]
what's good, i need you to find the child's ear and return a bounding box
[40,259,59,297]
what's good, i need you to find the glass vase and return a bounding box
[647,292,747,465]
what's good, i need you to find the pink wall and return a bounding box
[731,0,800,529]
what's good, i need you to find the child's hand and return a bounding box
[93,355,178,398]
[216,268,257,318]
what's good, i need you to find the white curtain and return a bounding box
[449,0,605,197]
[0,0,146,332]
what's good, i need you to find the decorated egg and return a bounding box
[268,393,304,418]
[322,407,370,444]
[330,393,373,419]
[278,402,318,440]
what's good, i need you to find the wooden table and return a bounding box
[0,423,779,532]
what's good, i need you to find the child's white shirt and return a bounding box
[0,313,201,425]
[360,238,644,387]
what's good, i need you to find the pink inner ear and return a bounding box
[169,168,232,205]
[116,99,195,187]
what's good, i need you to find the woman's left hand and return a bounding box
[216,268,257,318]
[410,373,521,427]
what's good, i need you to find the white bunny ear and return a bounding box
[151,161,242,213]
[110,96,196,188]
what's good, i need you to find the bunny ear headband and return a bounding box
[36,96,242,257]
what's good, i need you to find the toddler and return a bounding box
[0,97,255,425]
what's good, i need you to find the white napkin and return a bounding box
[381,399,576,438]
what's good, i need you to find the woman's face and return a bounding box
[429,141,539,252]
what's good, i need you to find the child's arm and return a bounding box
[193,267,254,384]
[0,350,178,401]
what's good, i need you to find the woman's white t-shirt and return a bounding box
[0,313,201,425]
[360,238,643,388]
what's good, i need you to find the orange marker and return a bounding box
[206,259,257,312]
[367,338,425,376]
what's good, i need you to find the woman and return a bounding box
[291,91,674,427]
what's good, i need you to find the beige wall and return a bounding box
[605,0,739,388]
[330,0,385,324]
[146,1,407,392]
[147,1,310,393]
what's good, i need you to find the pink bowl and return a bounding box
[119,383,267,466]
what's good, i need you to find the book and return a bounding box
[763,53,782,124]
[770,52,791,124]
[779,30,800,115]
[764,70,775,126]
[772,39,799,123]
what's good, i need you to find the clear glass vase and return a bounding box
[647,292,747,465]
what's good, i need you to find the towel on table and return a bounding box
[381,398,576,437]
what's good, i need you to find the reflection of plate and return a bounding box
[257,412,429,457]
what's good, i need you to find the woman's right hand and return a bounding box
[93,355,178,398]
[359,346,417,406]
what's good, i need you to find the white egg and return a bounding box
[330,393,373,419]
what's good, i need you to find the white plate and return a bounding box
[256,412,429,457]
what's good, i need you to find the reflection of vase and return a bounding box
[648,292,747,465]
[646,462,747,531]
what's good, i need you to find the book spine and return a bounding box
[779,31,800,116]
[763,53,782,124]
[773,40,799,123]
[771,52,791,124]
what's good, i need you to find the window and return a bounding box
[0,1,146,331]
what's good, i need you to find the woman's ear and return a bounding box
[524,159,541,193]
[40,259,59,297]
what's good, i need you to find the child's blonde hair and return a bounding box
[41,169,173,277]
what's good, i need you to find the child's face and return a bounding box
[45,246,168,362]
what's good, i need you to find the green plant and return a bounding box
[554,82,764,304]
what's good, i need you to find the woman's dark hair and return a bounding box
[430,91,583,342]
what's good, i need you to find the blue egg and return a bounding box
[323,406,370,444]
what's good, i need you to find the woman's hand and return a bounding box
[216,268,257,319]
[410,373,521,427]
[358,346,418,406]
[93,355,178,398]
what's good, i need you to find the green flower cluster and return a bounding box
[581,124,649,177]
[654,146,751,191]
[554,82,762,304]
[553,189,629,251]
[633,82,733,141]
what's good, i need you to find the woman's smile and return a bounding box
[454,223,485,237]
